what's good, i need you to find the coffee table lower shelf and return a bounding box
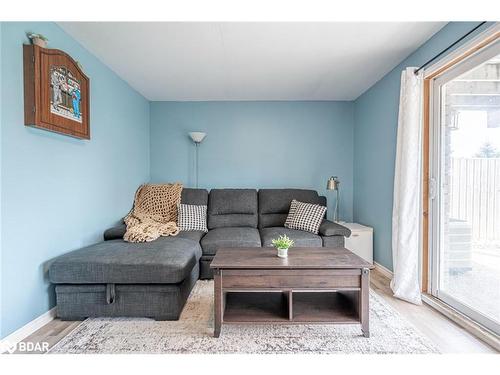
[211,248,373,338]
[221,290,361,325]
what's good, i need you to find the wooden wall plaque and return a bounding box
[23,44,90,139]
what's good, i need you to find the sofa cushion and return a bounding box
[260,227,323,247]
[181,188,209,205]
[104,224,206,242]
[258,189,326,229]
[103,224,126,241]
[322,235,345,248]
[102,188,208,241]
[176,230,206,242]
[319,220,351,237]
[201,227,261,255]
[49,237,202,284]
[208,189,258,229]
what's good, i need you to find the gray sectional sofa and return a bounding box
[49,188,350,321]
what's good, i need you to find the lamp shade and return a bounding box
[327,176,339,190]
[189,132,206,143]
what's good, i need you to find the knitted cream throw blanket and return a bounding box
[124,183,183,243]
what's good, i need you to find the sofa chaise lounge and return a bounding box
[49,188,350,321]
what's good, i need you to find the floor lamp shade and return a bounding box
[189,132,206,143]
[189,132,206,188]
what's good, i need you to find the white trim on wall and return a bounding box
[0,307,56,352]
[374,262,393,280]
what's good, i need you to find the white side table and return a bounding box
[339,222,373,264]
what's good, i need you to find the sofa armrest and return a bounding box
[103,224,127,241]
[319,220,351,237]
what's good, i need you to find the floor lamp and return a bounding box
[327,176,340,222]
[189,132,206,188]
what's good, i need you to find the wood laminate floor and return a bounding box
[12,269,498,354]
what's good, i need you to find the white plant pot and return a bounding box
[277,247,288,258]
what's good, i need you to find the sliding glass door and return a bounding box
[430,39,500,335]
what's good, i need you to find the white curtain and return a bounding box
[391,67,423,305]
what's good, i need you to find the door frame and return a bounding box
[422,24,500,294]
[421,24,500,334]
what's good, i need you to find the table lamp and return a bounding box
[327,176,340,222]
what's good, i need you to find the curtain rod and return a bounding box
[414,22,487,75]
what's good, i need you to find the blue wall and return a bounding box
[0,22,150,338]
[353,22,493,270]
[150,101,354,221]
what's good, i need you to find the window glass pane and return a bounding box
[439,53,500,327]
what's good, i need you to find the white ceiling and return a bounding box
[58,22,445,101]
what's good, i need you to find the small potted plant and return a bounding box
[271,234,294,258]
[27,33,49,48]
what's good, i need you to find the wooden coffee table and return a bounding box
[210,247,374,338]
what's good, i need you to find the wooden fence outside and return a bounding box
[449,157,500,243]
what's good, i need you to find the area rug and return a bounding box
[49,281,438,354]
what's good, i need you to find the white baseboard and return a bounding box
[374,262,393,279]
[0,307,56,351]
